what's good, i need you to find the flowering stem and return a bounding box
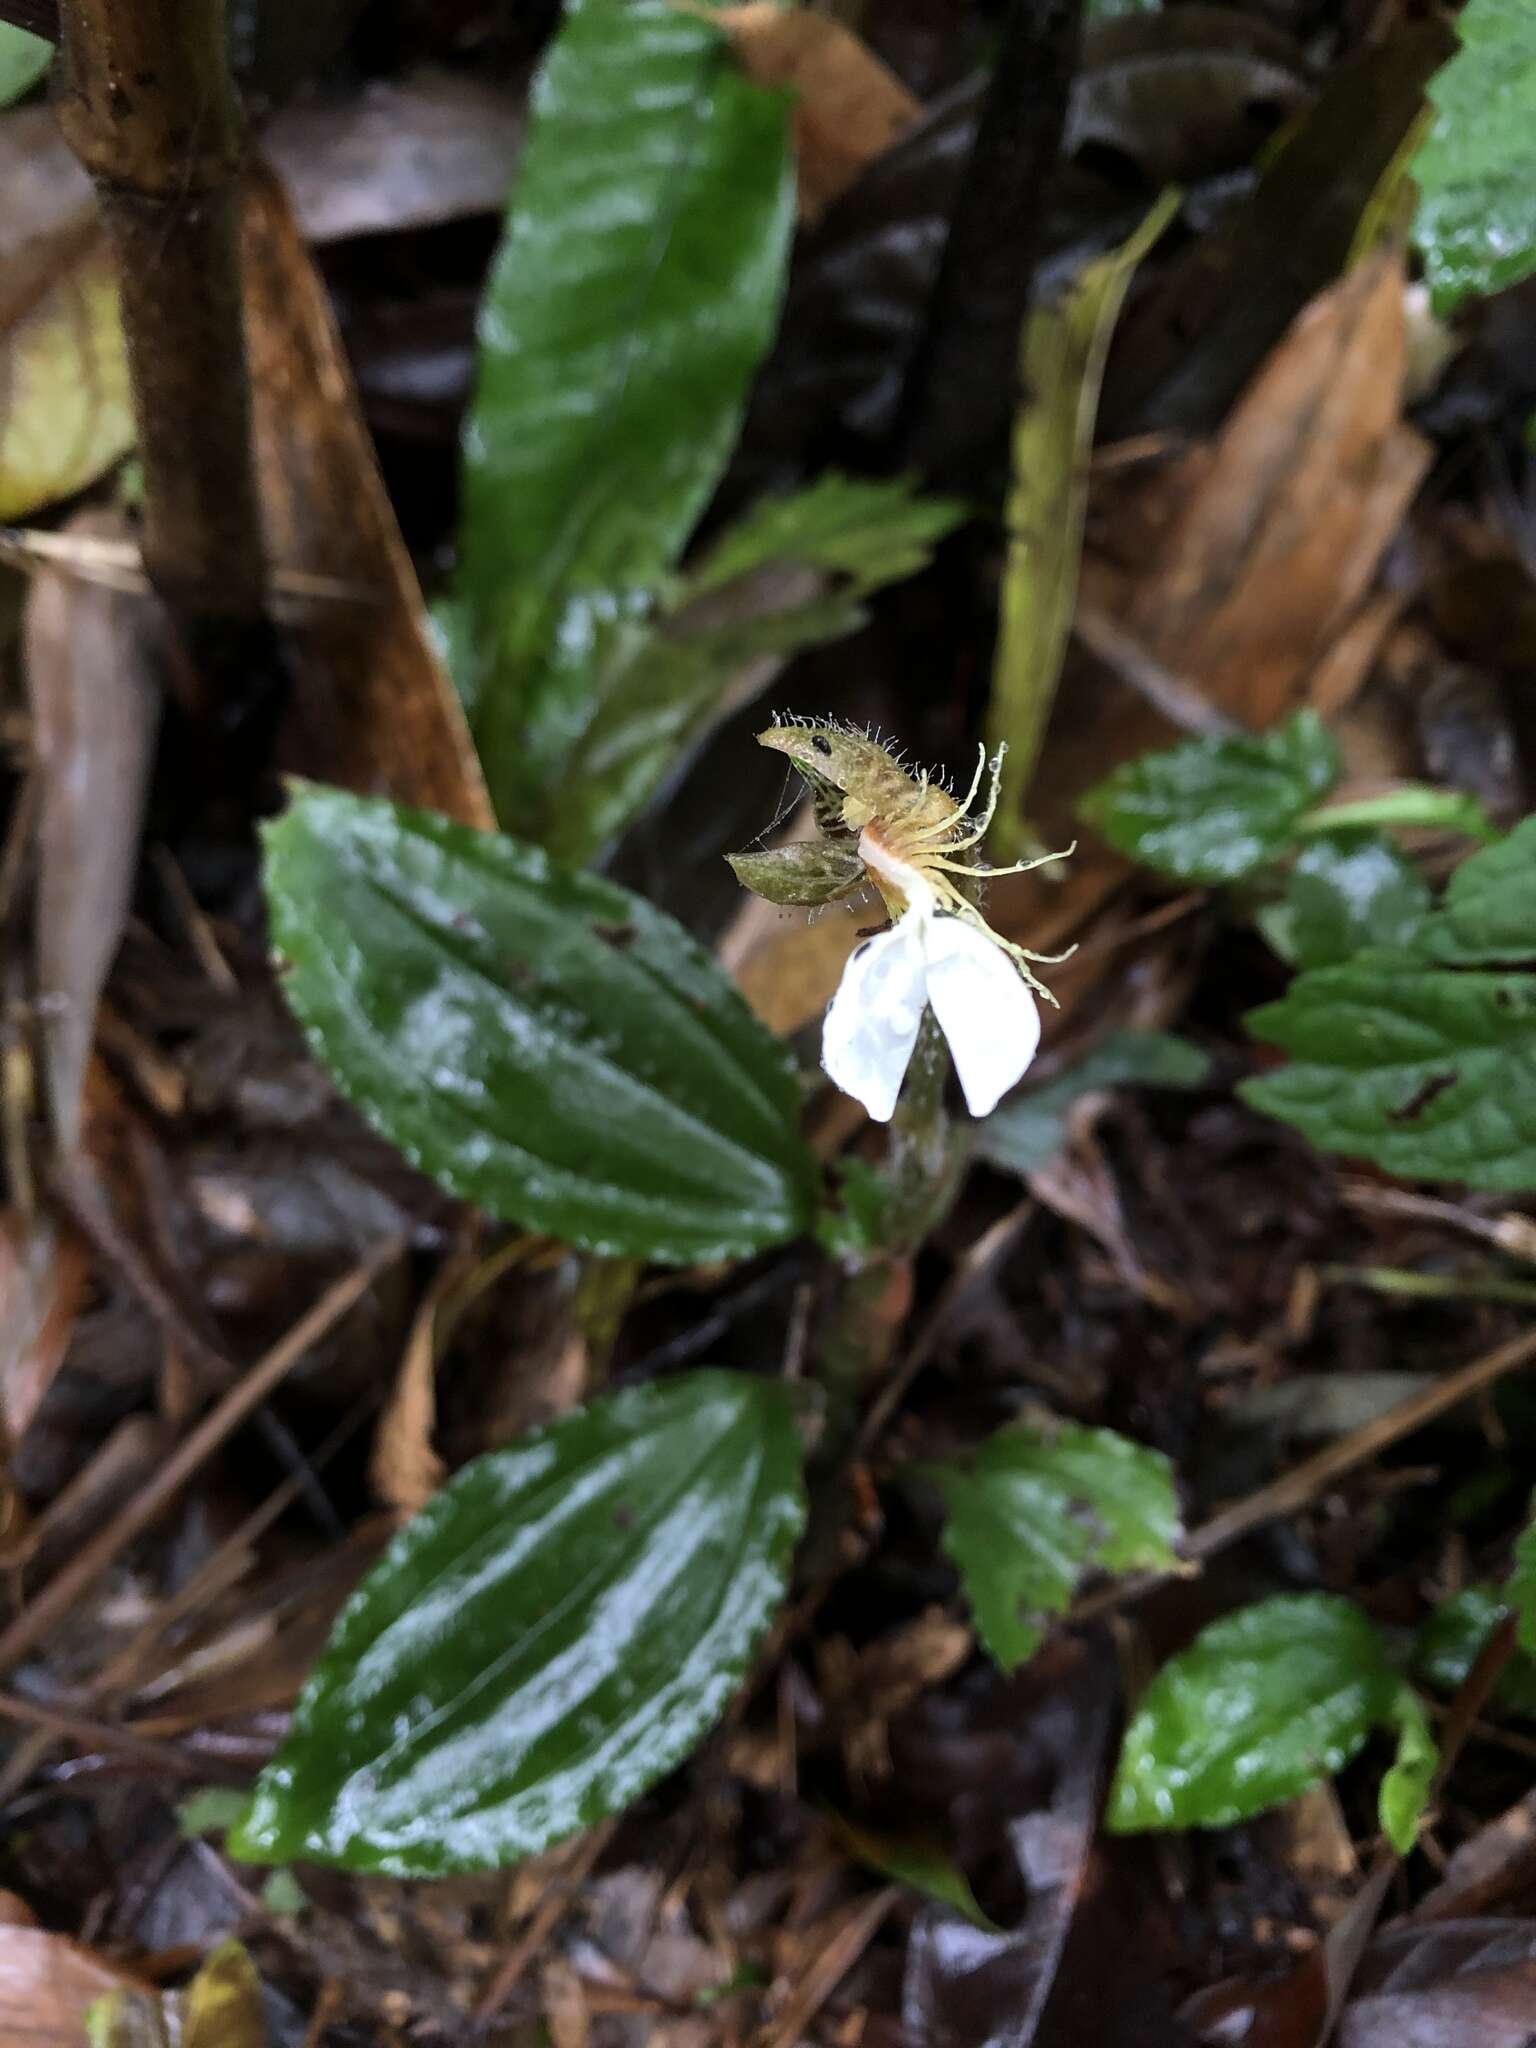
[814,1012,962,1449]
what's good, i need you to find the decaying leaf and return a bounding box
[27,510,161,1154]
[712,3,920,220]
[0,1924,148,2045]
[240,162,494,828]
[0,217,133,521]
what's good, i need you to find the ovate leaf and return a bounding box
[988,192,1178,849]
[0,23,51,104]
[1079,710,1339,884]
[1413,1585,1536,1718]
[1261,831,1431,969]
[453,0,794,830]
[261,785,817,1262]
[1412,0,1536,311]
[1419,816,1536,966]
[1108,1593,1402,1832]
[1242,950,1536,1191]
[930,1420,1180,1671]
[977,1029,1210,1178]
[229,1372,805,1875]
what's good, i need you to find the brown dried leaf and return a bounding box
[712,3,919,221]
[0,1210,87,1443]
[0,1924,148,2043]
[240,162,494,829]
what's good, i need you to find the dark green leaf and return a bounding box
[930,1421,1180,1671]
[1412,0,1536,311]
[227,1371,805,1875]
[831,1814,998,1929]
[1242,950,1536,1191]
[452,0,794,828]
[1413,1585,1536,1718]
[261,785,817,1262]
[977,1030,1211,1178]
[1419,817,1536,965]
[1511,1506,1536,1654]
[1079,710,1339,884]
[1108,1593,1401,1832]
[541,592,865,865]
[0,22,50,104]
[1262,831,1431,969]
[686,473,967,600]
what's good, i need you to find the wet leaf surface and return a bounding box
[230,1370,805,1874]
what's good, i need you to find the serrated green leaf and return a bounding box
[1242,949,1536,1192]
[1412,0,1536,311]
[1419,817,1536,965]
[1262,831,1431,969]
[261,784,817,1262]
[686,473,967,600]
[0,22,50,104]
[1379,1686,1437,1855]
[451,0,793,830]
[977,1030,1211,1178]
[989,192,1178,850]
[1108,1593,1401,1833]
[228,1371,805,1875]
[1511,1505,1536,1654]
[930,1421,1181,1672]
[540,592,865,865]
[1079,710,1339,884]
[1413,1584,1536,1718]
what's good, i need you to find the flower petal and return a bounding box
[822,919,928,1122]
[922,915,1041,1117]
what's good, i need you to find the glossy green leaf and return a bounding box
[1108,1593,1402,1833]
[1412,0,1536,311]
[930,1421,1180,1672]
[0,22,50,104]
[686,473,967,600]
[1079,710,1339,885]
[451,0,794,829]
[228,1370,806,1875]
[1510,1505,1536,1654]
[1261,831,1431,969]
[1379,1686,1437,1856]
[977,1030,1211,1178]
[261,784,817,1262]
[1413,1585,1536,1717]
[1242,949,1536,1192]
[1419,817,1536,965]
[988,192,1178,851]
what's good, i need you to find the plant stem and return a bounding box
[55,0,270,707]
[891,0,1085,487]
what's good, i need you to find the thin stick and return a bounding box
[0,1687,231,1779]
[0,1241,401,1682]
[1071,1322,1536,1621]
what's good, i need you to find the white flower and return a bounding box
[822,872,1041,1123]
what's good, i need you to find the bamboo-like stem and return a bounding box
[55,0,267,651]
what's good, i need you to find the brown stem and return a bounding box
[54,0,266,648]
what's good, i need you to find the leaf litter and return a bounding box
[0,0,1535,2043]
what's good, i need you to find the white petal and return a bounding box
[822,919,928,1122]
[922,915,1041,1118]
